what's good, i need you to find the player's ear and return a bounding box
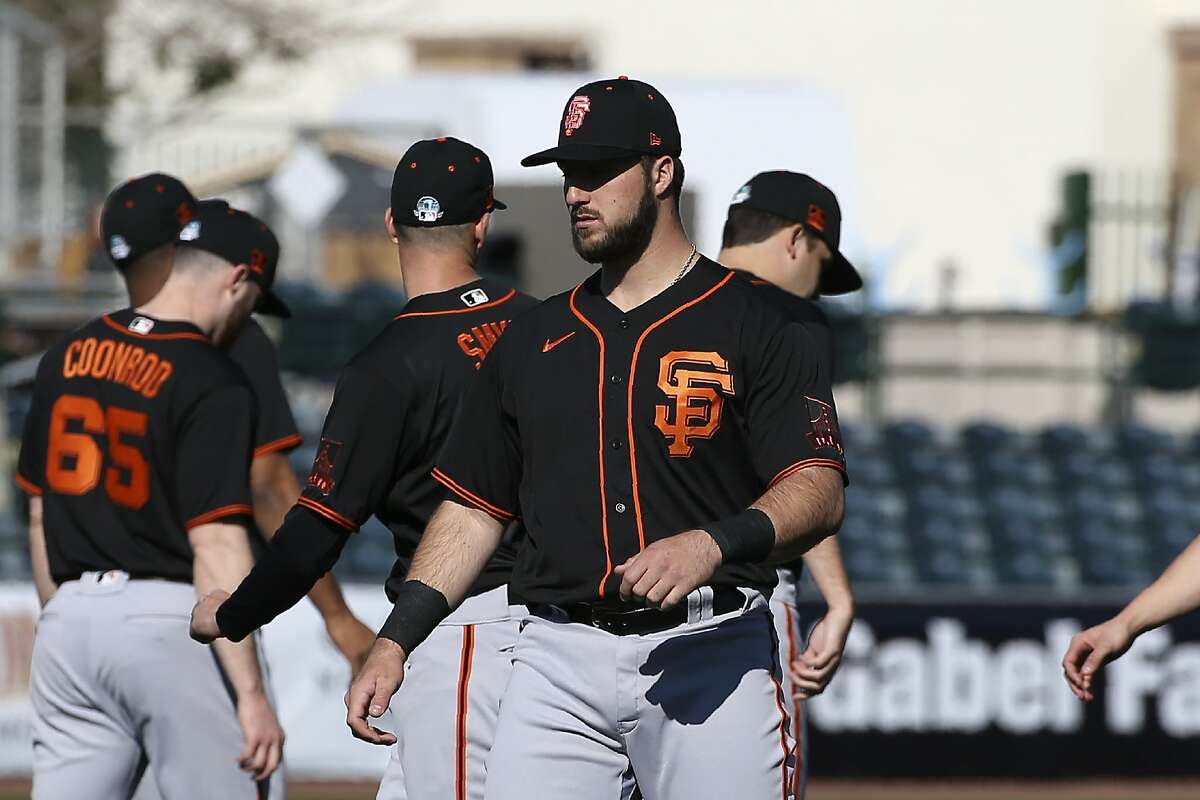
[648,156,674,199]
[227,263,250,291]
[385,207,399,244]
[473,212,492,255]
[783,225,805,261]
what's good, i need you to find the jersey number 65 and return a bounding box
[45,394,150,510]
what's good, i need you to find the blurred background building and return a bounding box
[4,0,1200,785]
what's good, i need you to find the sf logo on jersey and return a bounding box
[654,351,734,458]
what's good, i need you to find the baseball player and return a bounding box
[16,200,289,799]
[343,77,848,800]
[189,137,537,800]
[1063,535,1200,701]
[718,170,862,799]
[100,174,377,675]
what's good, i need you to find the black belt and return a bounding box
[539,586,746,636]
[61,571,190,584]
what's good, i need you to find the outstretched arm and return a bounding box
[344,500,504,745]
[1064,534,1200,701]
[250,452,375,673]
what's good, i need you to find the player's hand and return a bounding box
[234,688,285,781]
[791,608,853,698]
[345,637,406,745]
[326,611,377,678]
[1063,617,1135,702]
[615,529,723,610]
[190,590,230,643]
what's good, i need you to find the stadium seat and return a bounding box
[960,421,1017,455]
[884,419,936,452]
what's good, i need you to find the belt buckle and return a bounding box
[590,608,618,633]
[591,606,649,635]
[98,570,128,585]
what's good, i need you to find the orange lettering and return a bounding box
[90,340,115,379]
[653,351,735,458]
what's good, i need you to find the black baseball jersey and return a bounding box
[436,257,848,606]
[227,319,302,459]
[293,279,537,601]
[15,308,257,583]
[734,271,843,578]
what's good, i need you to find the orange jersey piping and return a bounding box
[627,271,735,551]
[395,289,517,319]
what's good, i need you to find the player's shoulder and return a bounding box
[735,271,831,327]
[226,317,276,364]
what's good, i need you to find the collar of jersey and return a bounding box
[575,256,728,325]
[398,278,493,316]
[107,308,207,339]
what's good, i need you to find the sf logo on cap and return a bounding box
[563,95,591,137]
[414,196,444,224]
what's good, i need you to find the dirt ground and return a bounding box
[2,779,1198,799]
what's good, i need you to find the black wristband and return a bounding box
[377,580,451,655]
[702,508,776,564]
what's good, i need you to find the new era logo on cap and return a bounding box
[807,204,826,232]
[179,220,201,241]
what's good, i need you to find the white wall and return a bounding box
[106,0,1200,309]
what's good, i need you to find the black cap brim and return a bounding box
[521,142,651,167]
[491,198,508,210]
[256,288,292,318]
[819,251,863,296]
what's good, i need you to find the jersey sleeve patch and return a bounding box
[306,438,342,494]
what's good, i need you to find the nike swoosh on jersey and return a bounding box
[542,332,576,353]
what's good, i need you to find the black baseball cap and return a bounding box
[100,173,199,268]
[177,200,291,317]
[391,137,506,228]
[521,76,681,167]
[729,171,862,295]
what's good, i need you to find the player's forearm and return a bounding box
[190,522,268,697]
[250,453,299,542]
[754,466,845,564]
[28,498,58,607]
[250,454,359,624]
[802,535,854,616]
[406,500,505,611]
[376,500,503,658]
[1115,534,1200,636]
[216,508,350,642]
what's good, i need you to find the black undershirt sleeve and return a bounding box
[215,505,349,641]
